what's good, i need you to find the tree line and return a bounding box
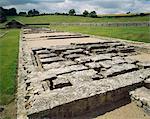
[0,7,17,23]
[19,9,97,18]
[0,7,149,23]
[0,7,98,23]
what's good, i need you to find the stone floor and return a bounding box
[17,28,150,119]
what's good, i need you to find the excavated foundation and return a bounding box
[17,28,150,119]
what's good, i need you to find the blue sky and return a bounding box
[1,0,150,14]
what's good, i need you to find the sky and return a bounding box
[1,0,150,14]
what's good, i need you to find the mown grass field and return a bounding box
[2,15,149,43]
[0,29,20,105]
[0,29,6,36]
[49,25,150,43]
[6,15,150,24]
[0,31,6,36]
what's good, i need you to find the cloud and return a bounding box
[1,0,150,14]
[0,0,65,6]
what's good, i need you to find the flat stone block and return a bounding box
[40,57,64,64]
[62,49,84,56]
[53,78,72,89]
[145,78,150,89]
[130,87,150,115]
[65,54,85,60]
[38,53,57,59]
[43,61,76,70]
[105,64,138,77]
[90,54,112,62]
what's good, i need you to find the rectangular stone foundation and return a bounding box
[28,82,143,119]
[18,28,150,119]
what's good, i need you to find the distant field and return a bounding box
[0,15,149,28]
[0,29,20,105]
[50,25,150,43]
[6,15,149,24]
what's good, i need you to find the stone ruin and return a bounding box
[17,28,150,119]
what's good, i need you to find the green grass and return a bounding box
[7,15,150,24]
[0,30,7,36]
[0,29,20,105]
[0,15,149,28]
[50,25,150,43]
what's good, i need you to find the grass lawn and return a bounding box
[7,15,149,24]
[0,29,20,105]
[0,30,7,37]
[49,25,150,43]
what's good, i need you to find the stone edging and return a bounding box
[17,29,28,119]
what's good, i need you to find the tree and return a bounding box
[0,13,7,23]
[83,10,89,17]
[19,12,26,16]
[0,7,8,16]
[89,11,97,18]
[126,11,131,14]
[0,7,7,23]
[8,8,17,16]
[28,10,33,16]
[0,7,17,16]
[33,9,39,15]
[140,13,145,16]
[69,9,76,16]
[28,9,39,16]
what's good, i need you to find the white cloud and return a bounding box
[2,0,150,14]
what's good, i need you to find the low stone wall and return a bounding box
[49,22,150,27]
[28,82,143,119]
[24,22,150,27]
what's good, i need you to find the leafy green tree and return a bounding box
[126,11,131,14]
[0,7,7,16]
[83,10,89,17]
[89,11,97,18]
[0,7,17,16]
[0,14,7,23]
[33,9,39,15]
[69,9,76,16]
[140,13,145,16]
[28,10,33,16]
[0,7,7,23]
[28,9,39,16]
[8,8,17,16]
[19,12,27,16]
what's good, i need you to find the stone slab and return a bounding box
[144,78,150,89]
[130,87,150,115]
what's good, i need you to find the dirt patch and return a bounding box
[96,102,149,119]
[128,52,150,62]
[0,100,16,119]
[27,37,104,48]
